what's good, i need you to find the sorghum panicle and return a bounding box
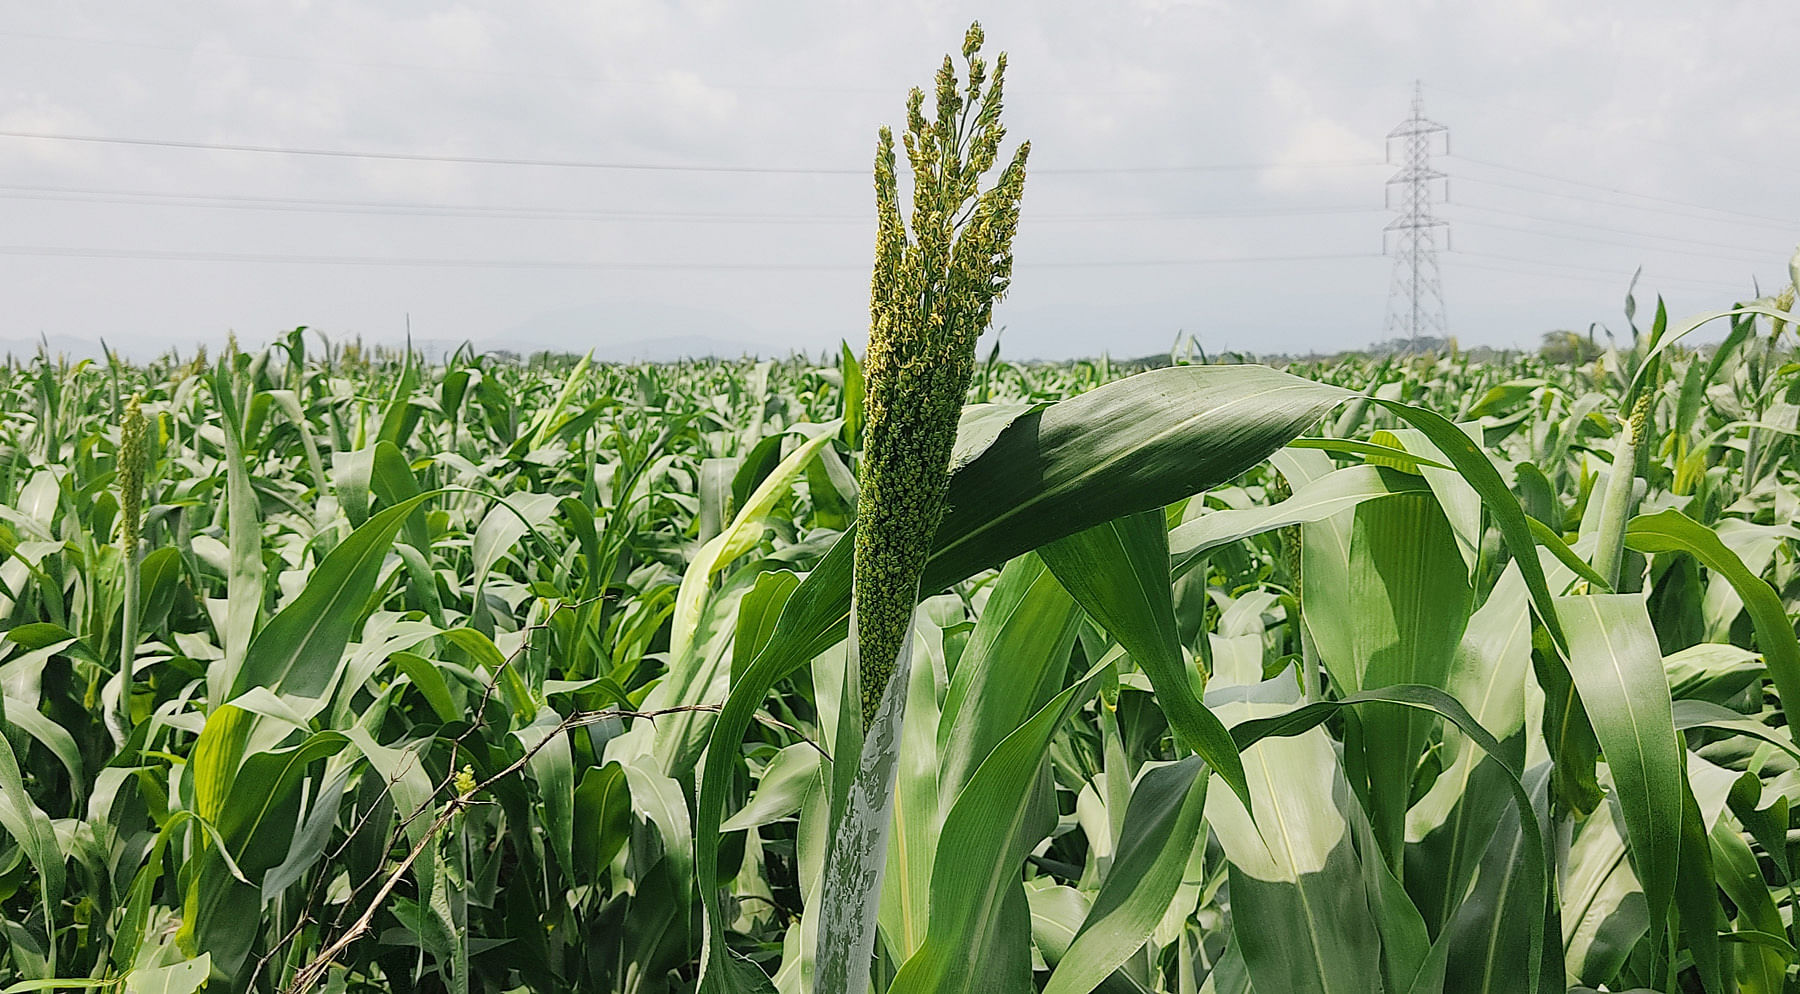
[854,22,1030,726]
[118,394,148,555]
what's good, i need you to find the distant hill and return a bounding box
[0,301,790,364]
[0,334,111,361]
[500,301,780,361]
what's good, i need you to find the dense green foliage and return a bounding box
[0,270,1795,994]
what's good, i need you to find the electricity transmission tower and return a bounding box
[1383,81,1449,351]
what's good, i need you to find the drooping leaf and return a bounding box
[1041,510,1252,809]
[1043,757,1208,994]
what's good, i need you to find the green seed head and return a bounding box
[1773,283,1795,342]
[854,24,1030,727]
[1627,388,1651,449]
[118,394,148,554]
[962,21,984,58]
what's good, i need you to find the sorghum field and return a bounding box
[4,26,1800,994]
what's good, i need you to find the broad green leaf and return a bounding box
[1671,768,1726,994]
[1370,399,1568,651]
[1627,301,1798,395]
[1524,517,1611,591]
[392,650,461,723]
[1042,511,1251,808]
[1405,565,1532,934]
[1202,656,1377,994]
[672,427,839,664]
[209,359,265,710]
[1025,883,1090,969]
[183,730,350,974]
[340,722,437,880]
[1710,817,1787,994]
[1043,757,1208,994]
[136,545,185,633]
[190,704,252,826]
[840,340,864,445]
[262,771,350,899]
[123,953,211,994]
[1227,683,1550,994]
[929,366,1351,583]
[1284,436,1452,470]
[886,663,1106,994]
[1370,426,1484,576]
[1169,464,1430,579]
[721,743,822,834]
[466,489,561,634]
[1436,765,1553,994]
[1561,792,1644,982]
[515,706,576,878]
[937,552,1081,806]
[1554,594,1684,949]
[880,615,948,962]
[1311,488,1472,864]
[1671,700,1800,764]
[731,569,802,682]
[370,440,444,624]
[0,733,62,952]
[375,343,422,450]
[230,492,435,699]
[525,349,592,449]
[1625,508,1800,738]
[1,694,84,802]
[572,762,632,883]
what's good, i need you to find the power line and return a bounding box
[0,27,1170,98]
[0,27,894,94]
[0,128,1382,177]
[1038,252,1383,268]
[1446,249,1756,294]
[0,181,1384,224]
[1452,217,1773,265]
[1447,155,1798,227]
[1037,161,1385,176]
[1446,256,1745,293]
[1450,202,1794,254]
[0,187,858,223]
[1444,256,1746,295]
[0,244,1382,270]
[0,129,861,175]
[1449,174,1797,231]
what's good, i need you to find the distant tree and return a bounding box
[1539,330,1600,364]
[1365,335,1447,356]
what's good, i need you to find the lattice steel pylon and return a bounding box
[1383,81,1450,351]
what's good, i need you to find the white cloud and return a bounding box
[0,0,1792,357]
[0,98,105,169]
[419,7,494,63]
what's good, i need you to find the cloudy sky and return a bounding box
[1,1,1795,360]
